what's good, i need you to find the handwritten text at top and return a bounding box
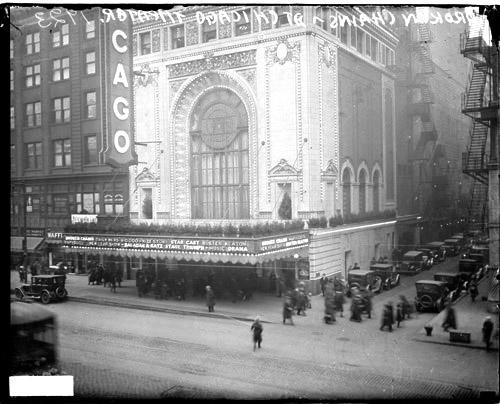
[34,7,480,31]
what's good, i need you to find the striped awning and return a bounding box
[10,236,45,252]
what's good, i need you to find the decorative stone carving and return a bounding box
[169,79,186,104]
[185,21,199,46]
[218,21,232,39]
[135,167,158,183]
[319,41,337,69]
[269,159,301,180]
[163,27,169,50]
[152,29,161,53]
[169,50,256,79]
[132,34,138,57]
[134,64,159,87]
[321,159,339,181]
[236,68,256,93]
[267,38,300,65]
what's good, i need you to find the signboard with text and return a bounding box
[71,214,98,224]
[62,232,309,256]
[101,11,137,167]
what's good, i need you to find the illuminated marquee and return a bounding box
[102,14,137,167]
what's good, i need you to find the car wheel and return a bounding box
[40,291,51,304]
[55,287,67,299]
[15,288,24,300]
[419,294,433,310]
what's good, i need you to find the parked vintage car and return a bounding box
[14,275,68,304]
[416,248,438,266]
[369,263,400,290]
[346,270,382,297]
[425,241,447,262]
[443,238,461,256]
[458,258,483,281]
[399,251,428,272]
[414,280,451,312]
[433,272,463,301]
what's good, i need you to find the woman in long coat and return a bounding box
[206,285,216,312]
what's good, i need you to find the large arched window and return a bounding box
[190,89,249,219]
[373,170,380,212]
[358,169,366,214]
[342,168,352,216]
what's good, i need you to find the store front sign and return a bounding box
[71,214,98,224]
[26,228,45,237]
[62,231,310,256]
[258,233,309,253]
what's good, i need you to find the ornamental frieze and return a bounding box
[318,41,337,69]
[134,64,159,88]
[169,50,256,79]
[236,68,256,93]
[267,38,301,66]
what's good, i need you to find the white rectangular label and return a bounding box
[10,376,74,396]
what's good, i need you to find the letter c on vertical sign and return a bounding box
[114,130,131,153]
[112,30,128,53]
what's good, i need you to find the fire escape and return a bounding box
[407,23,438,212]
[460,19,498,231]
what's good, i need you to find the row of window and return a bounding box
[315,6,395,67]
[10,52,96,92]
[12,136,98,171]
[11,182,124,216]
[11,92,96,129]
[133,6,394,68]
[10,21,95,58]
[135,6,295,56]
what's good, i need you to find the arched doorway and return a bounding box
[189,88,250,219]
[342,168,352,216]
[373,170,380,212]
[358,169,367,214]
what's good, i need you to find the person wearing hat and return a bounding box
[251,316,263,351]
[482,316,494,351]
[205,285,216,312]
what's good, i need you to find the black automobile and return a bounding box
[416,248,438,267]
[400,251,428,272]
[414,280,451,312]
[346,270,382,297]
[433,272,463,301]
[425,241,446,262]
[458,258,483,281]
[369,263,400,290]
[443,239,460,256]
[14,275,68,304]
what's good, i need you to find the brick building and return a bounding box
[10,7,134,270]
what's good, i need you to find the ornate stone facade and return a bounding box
[169,50,256,79]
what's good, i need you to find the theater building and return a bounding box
[82,5,403,294]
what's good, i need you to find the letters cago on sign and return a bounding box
[102,15,137,168]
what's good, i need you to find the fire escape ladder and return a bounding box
[462,121,489,184]
[468,180,488,231]
[462,66,487,115]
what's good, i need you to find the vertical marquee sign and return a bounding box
[101,10,137,167]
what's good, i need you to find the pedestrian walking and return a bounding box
[468,277,478,303]
[296,290,307,316]
[362,288,373,319]
[334,291,345,317]
[283,295,294,325]
[400,295,412,319]
[251,316,263,351]
[396,303,403,328]
[320,274,327,297]
[206,285,215,312]
[441,305,457,331]
[482,316,494,351]
[136,270,145,297]
[380,302,394,332]
[109,274,117,293]
[350,293,362,322]
[324,294,336,324]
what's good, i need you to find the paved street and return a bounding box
[11,256,499,399]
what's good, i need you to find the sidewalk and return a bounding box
[412,274,499,351]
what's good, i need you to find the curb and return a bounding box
[412,336,499,351]
[67,296,274,324]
